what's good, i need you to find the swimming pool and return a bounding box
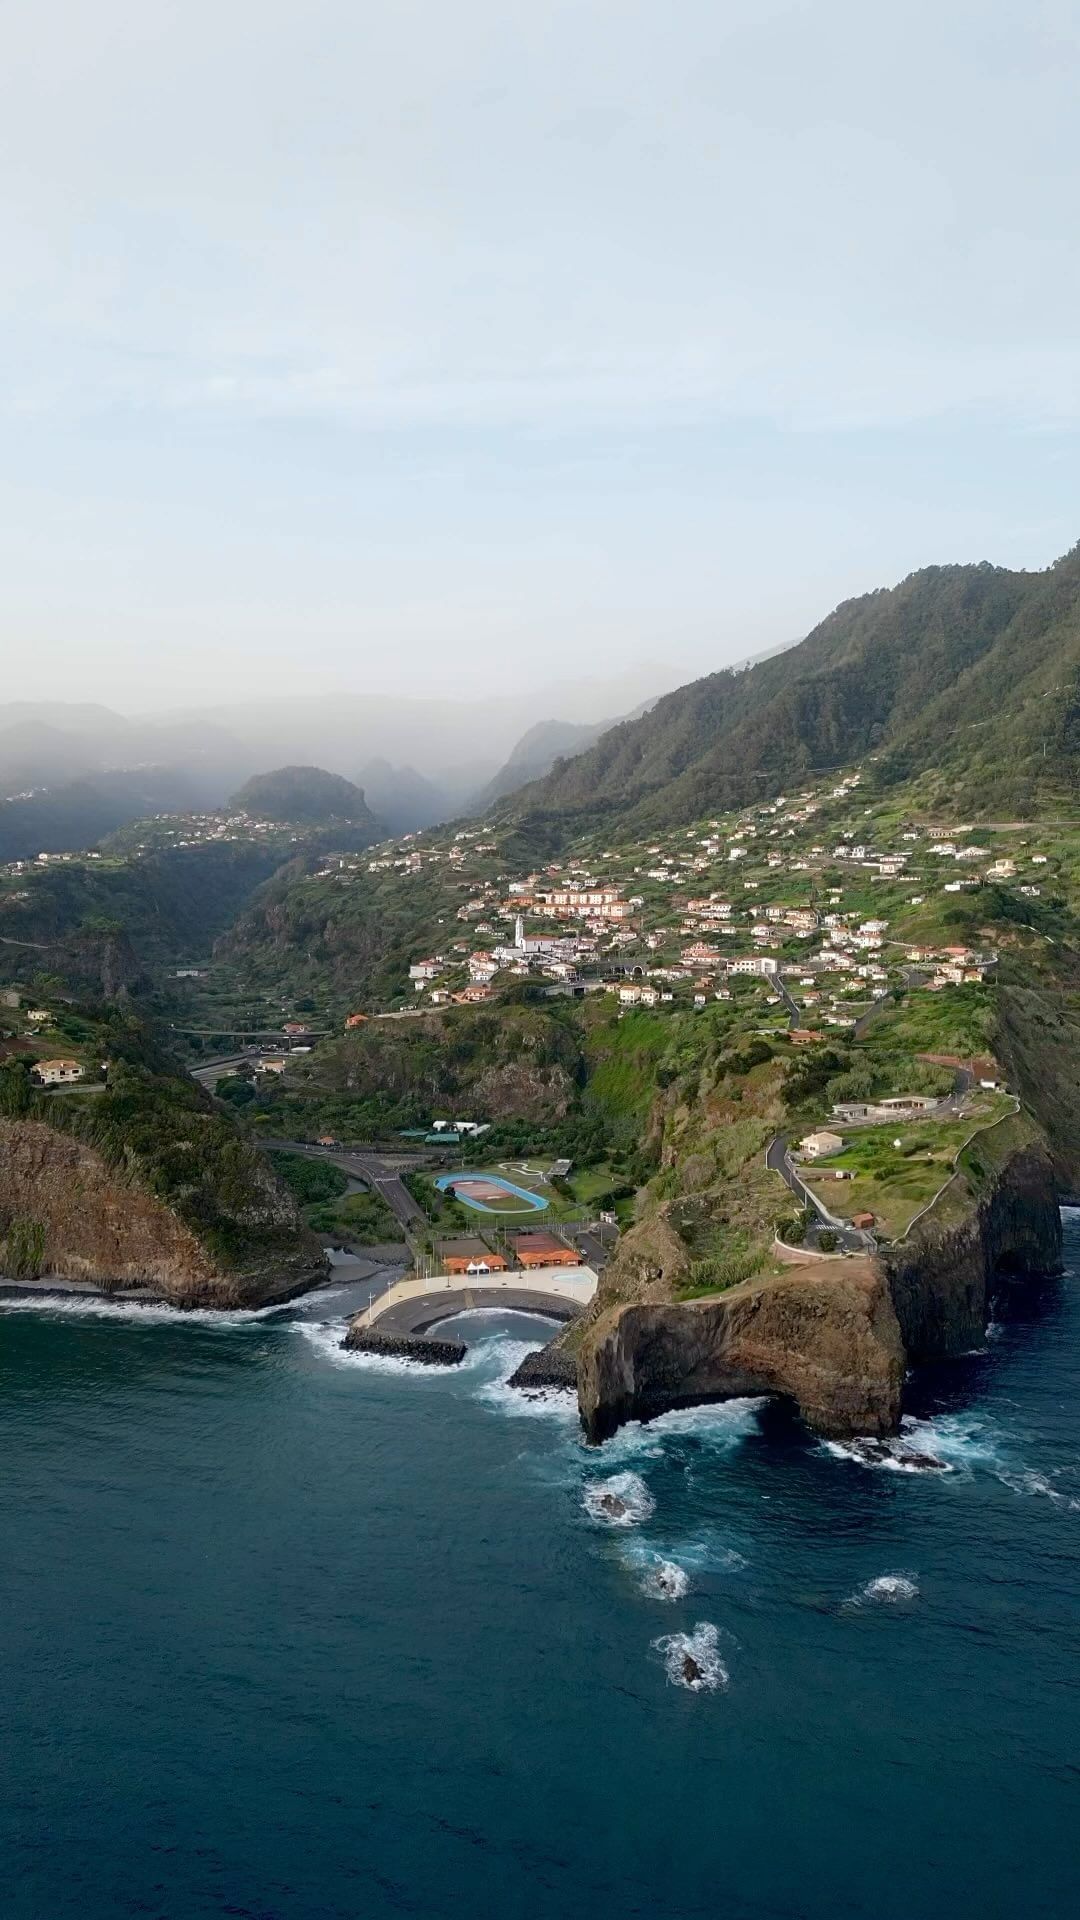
[434,1171,549,1214]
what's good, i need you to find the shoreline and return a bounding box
[0,1251,404,1313]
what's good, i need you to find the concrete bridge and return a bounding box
[352,1264,599,1337]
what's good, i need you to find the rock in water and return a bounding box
[849,1435,948,1473]
[682,1653,704,1687]
[598,1494,629,1520]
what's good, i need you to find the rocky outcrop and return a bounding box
[880,1132,1061,1360]
[507,1344,577,1391]
[578,1258,904,1443]
[342,1324,466,1366]
[576,1135,1062,1444]
[0,1118,326,1306]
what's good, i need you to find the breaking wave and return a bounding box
[845,1572,919,1608]
[823,1411,1006,1476]
[624,1544,691,1601]
[296,1320,450,1375]
[296,1322,569,1401]
[995,1468,1080,1510]
[596,1397,767,1464]
[582,1471,656,1527]
[0,1290,284,1327]
[653,1622,729,1692]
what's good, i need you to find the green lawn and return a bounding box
[801,1095,1014,1239]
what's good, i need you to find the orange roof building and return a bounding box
[508,1232,582,1270]
[437,1239,509,1275]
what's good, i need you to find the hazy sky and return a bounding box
[2,0,1077,711]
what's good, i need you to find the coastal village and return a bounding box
[0,759,1063,1262]
[319,769,1020,1024]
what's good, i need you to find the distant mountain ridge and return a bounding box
[499,548,1080,835]
[473,699,657,811]
[355,758,454,835]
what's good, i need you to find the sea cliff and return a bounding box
[880,1124,1061,1360]
[0,1116,327,1307]
[573,1123,1062,1444]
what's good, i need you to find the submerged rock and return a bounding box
[848,1436,948,1473]
[597,1493,629,1520]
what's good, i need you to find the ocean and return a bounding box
[3,1221,1080,1920]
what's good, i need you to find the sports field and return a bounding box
[434,1171,549,1215]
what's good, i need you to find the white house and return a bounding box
[800,1129,844,1159]
[33,1059,84,1086]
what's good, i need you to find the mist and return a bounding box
[2,0,1077,722]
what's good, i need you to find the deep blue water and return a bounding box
[3,1223,1080,1920]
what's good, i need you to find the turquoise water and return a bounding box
[3,1225,1080,1920]
[435,1170,549,1212]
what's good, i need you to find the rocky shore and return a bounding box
[506,1344,577,1391]
[0,1116,328,1308]
[342,1324,467,1366]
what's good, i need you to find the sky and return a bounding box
[1,0,1078,713]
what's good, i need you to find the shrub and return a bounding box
[2,1217,46,1279]
[680,1245,767,1297]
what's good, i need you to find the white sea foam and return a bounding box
[596,1397,767,1463]
[628,1547,691,1601]
[582,1470,656,1527]
[822,1437,954,1475]
[297,1322,564,1394]
[898,1412,1003,1471]
[672,1533,748,1575]
[845,1572,919,1608]
[826,1411,1077,1510]
[295,1320,445,1375]
[0,1290,282,1327]
[473,1335,576,1420]
[653,1622,729,1692]
[478,1374,578,1422]
[995,1467,1080,1510]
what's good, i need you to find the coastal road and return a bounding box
[765,1134,872,1254]
[254,1138,428,1234]
[573,1228,612,1270]
[190,1052,254,1089]
[776,979,803,1029]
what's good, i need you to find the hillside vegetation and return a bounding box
[0,842,292,992]
[503,548,1080,835]
[0,1007,320,1287]
[230,766,381,833]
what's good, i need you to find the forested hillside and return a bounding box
[503,548,1080,836]
[0,842,292,991]
[229,765,381,834]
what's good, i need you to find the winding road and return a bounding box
[254,1138,429,1233]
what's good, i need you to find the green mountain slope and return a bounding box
[230,765,381,834]
[502,547,1080,836]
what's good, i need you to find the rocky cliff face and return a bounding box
[578,1259,904,1444]
[881,1135,1061,1361]
[576,1138,1062,1444]
[0,1118,326,1306]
